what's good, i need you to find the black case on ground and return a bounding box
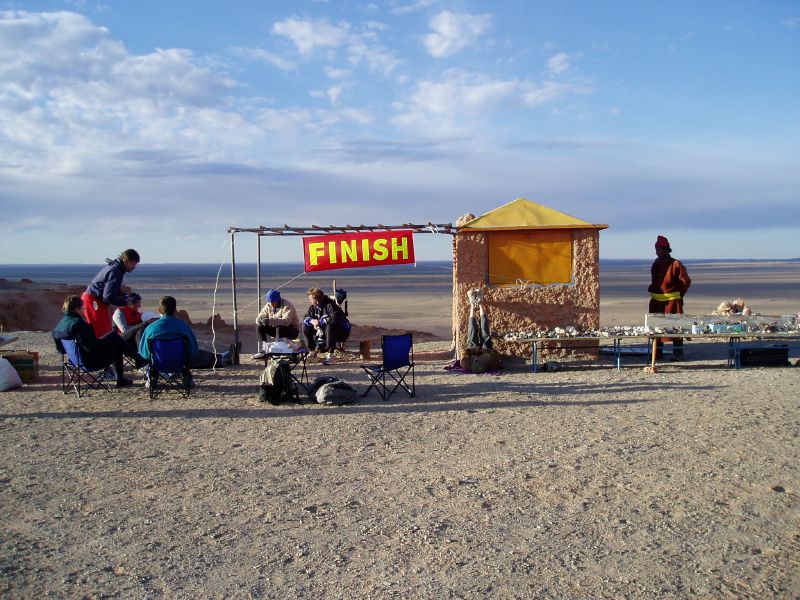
[739,347,790,367]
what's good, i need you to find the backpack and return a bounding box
[308,375,358,405]
[259,359,299,405]
[335,288,348,317]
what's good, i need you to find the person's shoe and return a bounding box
[323,353,334,365]
[251,352,266,360]
[308,351,318,360]
[116,377,134,388]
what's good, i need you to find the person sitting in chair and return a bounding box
[138,296,199,362]
[252,289,300,359]
[112,292,143,334]
[138,296,231,370]
[302,287,351,365]
[52,295,144,388]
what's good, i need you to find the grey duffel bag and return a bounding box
[308,376,358,405]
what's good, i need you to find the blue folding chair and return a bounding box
[147,335,192,399]
[59,338,113,397]
[361,333,415,400]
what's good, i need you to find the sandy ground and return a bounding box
[2,329,799,598]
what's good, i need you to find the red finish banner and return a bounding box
[303,230,416,273]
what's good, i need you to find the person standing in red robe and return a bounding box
[649,235,691,360]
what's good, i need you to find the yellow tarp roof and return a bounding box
[460,197,608,231]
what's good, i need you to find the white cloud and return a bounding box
[230,46,296,71]
[521,80,586,106]
[269,17,400,77]
[346,33,401,76]
[547,52,570,74]
[392,69,585,129]
[324,66,351,79]
[390,0,438,16]
[780,16,800,28]
[311,84,345,104]
[0,11,257,179]
[272,17,349,56]
[423,10,491,58]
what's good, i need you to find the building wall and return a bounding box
[452,229,600,358]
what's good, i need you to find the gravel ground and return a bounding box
[1,331,799,598]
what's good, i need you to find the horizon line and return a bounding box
[1,257,800,267]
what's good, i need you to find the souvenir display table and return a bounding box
[516,332,799,373]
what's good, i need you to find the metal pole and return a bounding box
[230,231,240,363]
[256,234,262,354]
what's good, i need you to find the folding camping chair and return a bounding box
[361,333,415,400]
[59,338,114,397]
[146,335,193,399]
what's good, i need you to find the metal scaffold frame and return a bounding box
[227,223,455,354]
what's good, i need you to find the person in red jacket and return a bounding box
[648,235,691,360]
[82,249,140,337]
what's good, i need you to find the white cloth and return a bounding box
[0,357,23,391]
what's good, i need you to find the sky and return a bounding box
[0,0,798,264]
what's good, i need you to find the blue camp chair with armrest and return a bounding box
[361,333,415,400]
[59,338,113,397]
[147,335,193,399]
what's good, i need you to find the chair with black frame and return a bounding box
[59,338,114,397]
[146,335,193,399]
[361,333,415,401]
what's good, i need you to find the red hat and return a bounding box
[655,235,670,248]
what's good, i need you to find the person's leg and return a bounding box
[479,308,493,350]
[106,330,146,368]
[670,300,684,359]
[649,299,666,358]
[467,315,481,349]
[275,325,300,340]
[97,334,132,385]
[257,323,269,342]
[302,323,318,351]
[122,323,144,357]
[190,349,221,369]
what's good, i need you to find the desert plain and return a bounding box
[1,260,799,598]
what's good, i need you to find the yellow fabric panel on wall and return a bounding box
[488,230,573,286]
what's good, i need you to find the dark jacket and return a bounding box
[52,312,106,368]
[85,258,128,306]
[304,296,349,329]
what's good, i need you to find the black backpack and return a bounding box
[259,359,300,405]
[335,288,348,316]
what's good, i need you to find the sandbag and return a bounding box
[0,357,23,391]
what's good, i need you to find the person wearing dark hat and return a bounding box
[252,289,301,359]
[649,235,692,360]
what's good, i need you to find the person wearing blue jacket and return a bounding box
[138,296,199,362]
[82,249,140,338]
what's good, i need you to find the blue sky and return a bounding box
[0,1,798,263]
